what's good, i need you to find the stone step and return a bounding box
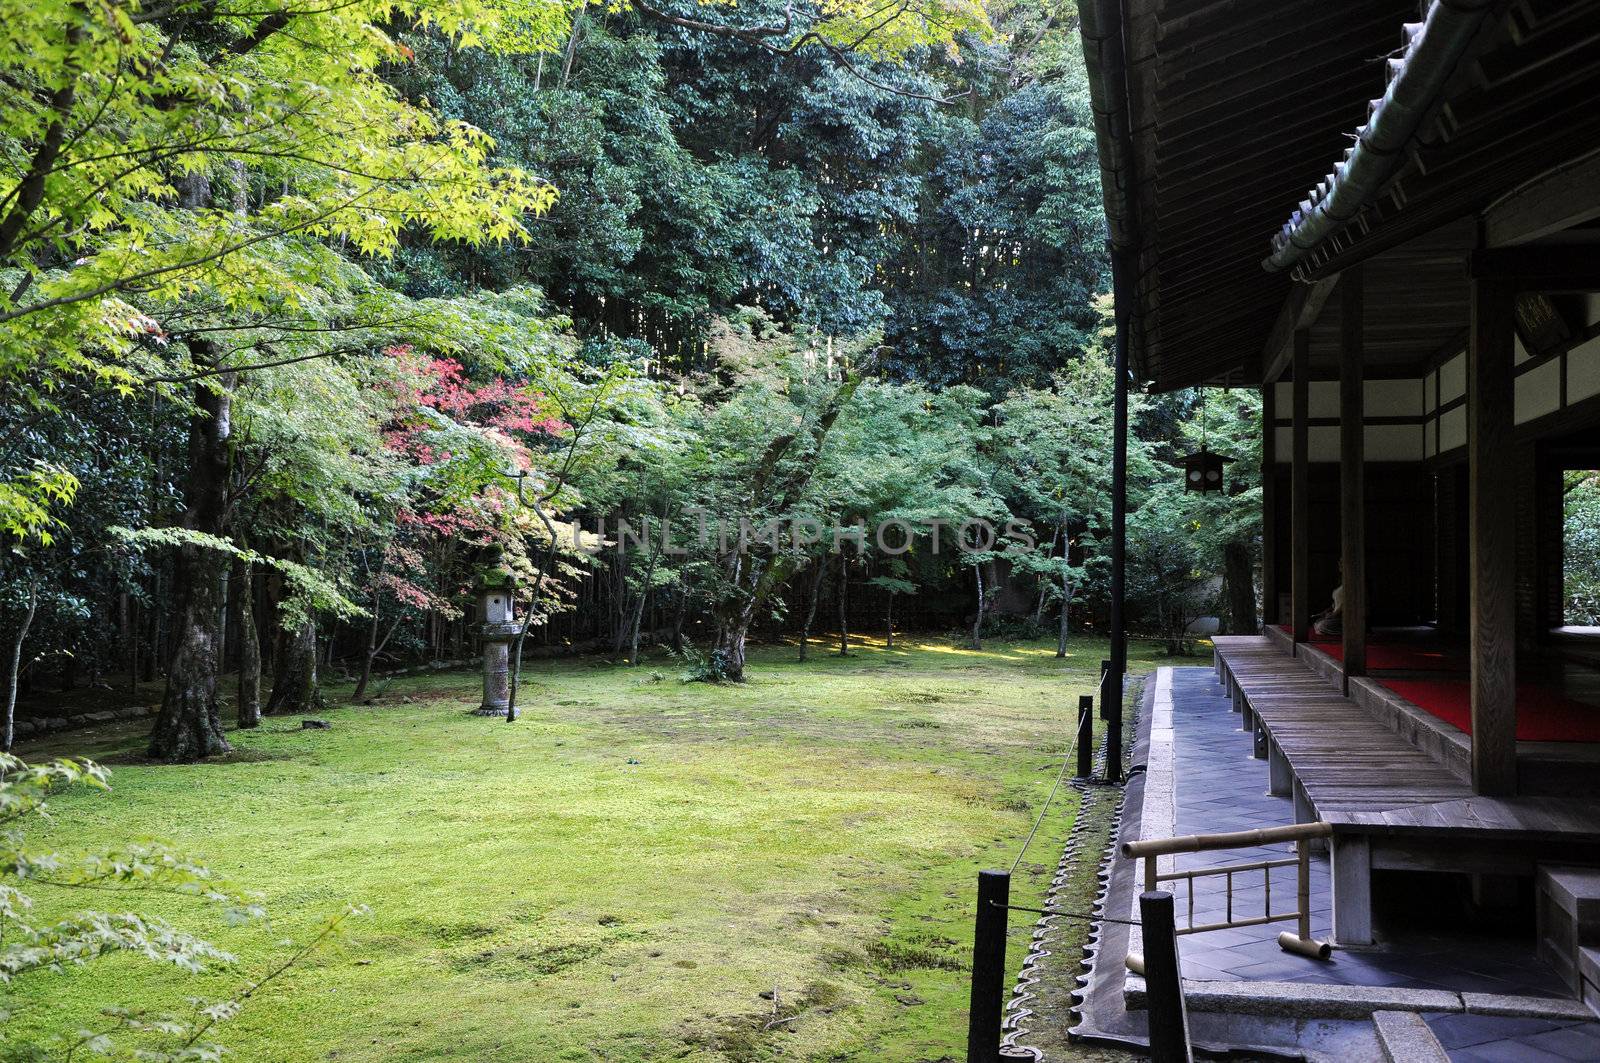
[1372,1010,1447,1063]
[1538,865,1600,996]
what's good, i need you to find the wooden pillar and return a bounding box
[1261,382,1279,626]
[1331,833,1373,947]
[1107,277,1130,784]
[1468,272,1518,797]
[1340,266,1367,686]
[1290,330,1311,644]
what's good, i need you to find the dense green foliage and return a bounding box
[1,0,1255,726]
[1566,470,1600,625]
[0,0,1265,1053]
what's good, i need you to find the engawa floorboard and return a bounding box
[1211,636,1600,840]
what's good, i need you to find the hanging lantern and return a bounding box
[1179,450,1236,493]
[1176,389,1235,492]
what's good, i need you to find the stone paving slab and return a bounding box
[1144,665,1600,1056]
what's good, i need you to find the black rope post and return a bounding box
[1139,891,1192,1063]
[966,870,1010,1063]
[1076,695,1094,778]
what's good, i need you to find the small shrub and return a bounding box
[665,641,736,684]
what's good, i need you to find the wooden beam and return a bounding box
[1261,382,1279,626]
[1291,330,1311,644]
[1340,264,1367,690]
[1485,148,1600,247]
[1468,272,1518,797]
[1263,275,1340,385]
[1468,246,1600,292]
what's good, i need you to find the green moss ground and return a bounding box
[8,636,1174,1061]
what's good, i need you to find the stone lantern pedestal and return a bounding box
[474,549,523,716]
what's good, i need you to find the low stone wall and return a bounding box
[13,705,155,743]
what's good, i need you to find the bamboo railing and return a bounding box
[1123,822,1333,961]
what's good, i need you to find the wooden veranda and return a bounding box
[1079,0,1600,1001]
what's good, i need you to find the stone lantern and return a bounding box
[474,547,522,716]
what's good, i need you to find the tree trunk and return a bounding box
[141,572,158,681]
[671,592,687,654]
[886,593,895,649]
[510,501,566,722]
[266,618,319,715]
[352,579,382,703]
[628,511,669,666]
[127,597,140,696]
[713,625,748,681]
[1056,578,1073,658]
[798,559,824,662]
[1036,523,1062,627]
[1224,539,1259,635]
[236,561,260,728]
[148,377,234,762]
[837,558,850,657]
[4,581,38,753]
[971,563,985,650]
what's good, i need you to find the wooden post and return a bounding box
[1139,891,1193,1063]
[1107,283,1130,785]
[1261,381,1279,626]
[1331,833,1373,947]
[1292,778,1314,826]
[967,870,1009,1063]
[1340,266,1367,688]
[1291,330,1311,644]
[1077,695,1094,778]
[1468,271,1518,797]
[1268,741,1292,796]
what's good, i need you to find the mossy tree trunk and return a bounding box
[266,618,319,715]
[236,560,260,728]
[148,373,235,762]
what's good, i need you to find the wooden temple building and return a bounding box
[1081,0,1600,991]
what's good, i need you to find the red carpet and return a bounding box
[1313,641,1466,672]
[1272,625,1467,671]
[1381,679,1600,743]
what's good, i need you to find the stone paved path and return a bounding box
[1162,666,1600,1059]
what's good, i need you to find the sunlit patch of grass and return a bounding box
[9,636,1174,1061]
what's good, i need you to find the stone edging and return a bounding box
[1123,976,1596,1023]
[1000,672,1144,1060]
